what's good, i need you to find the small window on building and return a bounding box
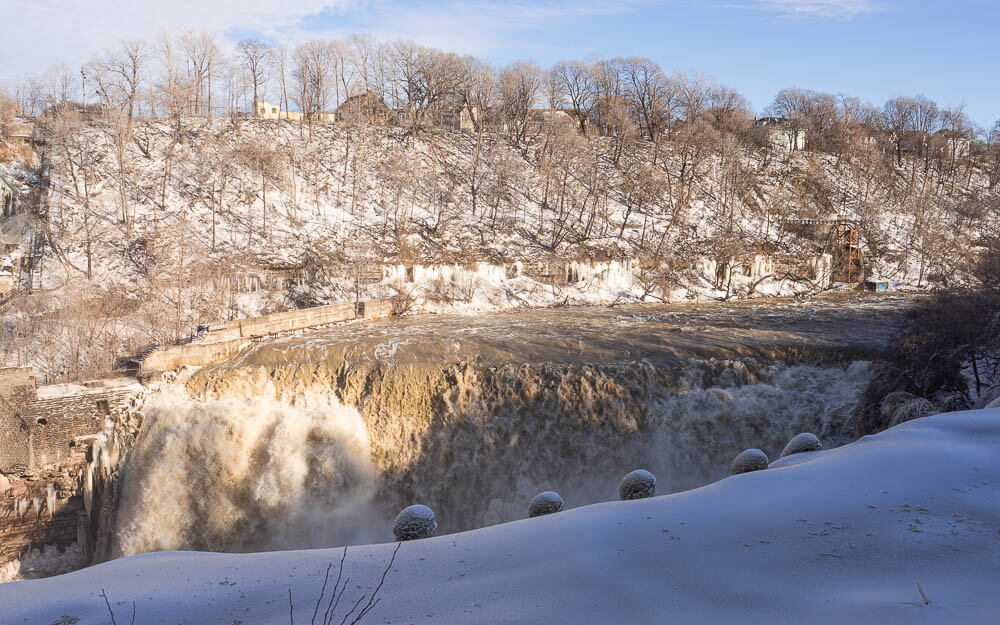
[273,107,278,114]
[36,417,47,425]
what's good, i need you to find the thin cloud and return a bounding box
[0,0,645,77]
[723,0,886,19]
[0,0,356,77]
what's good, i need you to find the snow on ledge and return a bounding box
[3,409,999,624]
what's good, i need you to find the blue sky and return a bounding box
[1,0,997,127]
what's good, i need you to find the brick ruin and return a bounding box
[0,367,143,578]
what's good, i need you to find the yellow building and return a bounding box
[255,101,335,123]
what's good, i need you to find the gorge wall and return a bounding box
[0,369,144,580]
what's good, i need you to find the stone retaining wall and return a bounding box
[141,298,393,373]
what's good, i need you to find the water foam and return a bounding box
[111,386,385,558]
[112,359,870,555]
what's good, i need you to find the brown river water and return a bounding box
[110,293,912,557]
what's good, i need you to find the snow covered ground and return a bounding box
[3,408,999,624]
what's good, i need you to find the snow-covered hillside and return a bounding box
[33,117,995,298]
[4,408,998,624]
[4,114,997,382]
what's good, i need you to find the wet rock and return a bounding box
[619,469,656,500]
[780,433,822,458]
[528,491,564,517]
[393,504,438,541]
[731,449,769,475]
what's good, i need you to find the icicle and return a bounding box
[46,484,55,520]
[32,497,39,519]
[83,464,93,517]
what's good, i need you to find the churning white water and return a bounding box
[111,387,387,558]
[111,358,872,555]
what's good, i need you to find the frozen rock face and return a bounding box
[528,491,564,518]
[780,433,822,458]
[890,398,937,426]
[393,505,438,541]
[619,470,656,500]
[731,449,769,475]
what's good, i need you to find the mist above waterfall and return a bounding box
[111,387,386,558]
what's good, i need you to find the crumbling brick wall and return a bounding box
[1,368,139,474]
[0,368,38,473]
[20,389,136,469]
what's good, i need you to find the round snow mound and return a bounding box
[619,469,656,500]
[528,491,565,517]
[731,449,769,475]
[780,433,822,458]
[393,504,438,541]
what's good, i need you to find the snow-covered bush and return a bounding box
[974,385,1000,409]
[780,433,822,458]
[731,449,768,475]
[890,398,937,426]
[393,504,438,541]
[528,491,564,517]
[932,391,970,413]
[880,391,918,420]
[619,469,656,500]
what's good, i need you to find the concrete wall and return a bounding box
[204,302,358,342]
[140,338,250,373]
[357,299,393,319]
[142,299,393,372]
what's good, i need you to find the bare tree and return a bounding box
[622,56,677,163]
[883,96,917,165]
[458,56,499,133]
[91,41,148,122]
[388,41,464,136]
[270,43,291,116]
[500,61,543,145]
[180,29,220,116]
[237,38,270,116]
[676,70,714,124]
[550,60,596,135]
[293,40,336,130]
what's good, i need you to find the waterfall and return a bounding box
[108,357,870,556]
[110,387,382,558]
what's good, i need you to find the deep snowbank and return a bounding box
[3,409,999,624]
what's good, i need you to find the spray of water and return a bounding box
[110,386,387,558]
[108,358,870,556]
